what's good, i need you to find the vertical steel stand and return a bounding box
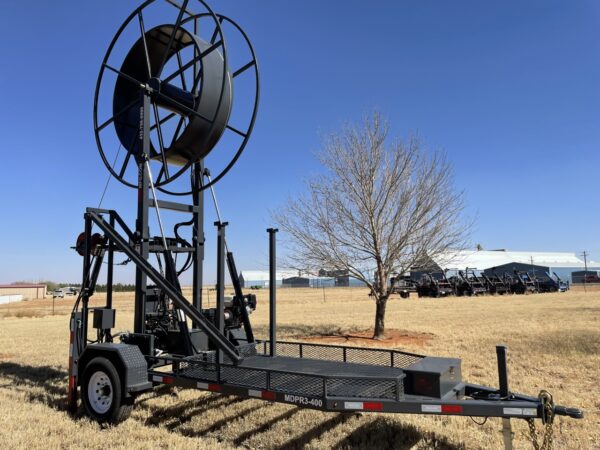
[106,214,115,310]
[497,345,514,450]
[134,92,151,334]
[215,221,227,364]
[268,228,278,357]
[192,161,205,325]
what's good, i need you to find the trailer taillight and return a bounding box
[442,405,462,414]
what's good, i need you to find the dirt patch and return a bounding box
[0,354,12,361]
[298,328,434,348]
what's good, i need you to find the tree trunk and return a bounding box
[373,296,388,339]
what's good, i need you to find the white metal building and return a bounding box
[422,250,600,282]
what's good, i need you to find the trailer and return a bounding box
[66,1,583,448]
[481,272,511,295]
[390,275,417,299]
[511,271,539,295]
[416,272,455,298]
[454,269,488,296]
[537,272,569,293]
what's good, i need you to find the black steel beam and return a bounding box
[216,222,227,363]
[134,94,151,334]
[149,199,201,213]
[192,162,204,318]
[88,211,241,363]
[268,228,278,356]
[496,345,509,398]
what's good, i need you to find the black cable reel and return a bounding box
[94,0,260,195]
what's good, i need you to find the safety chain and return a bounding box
[527,390,555,450]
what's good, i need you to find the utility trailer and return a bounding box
[390,275,418,299]
[454,269,488,296]
[481,272,511,295]
[537,272,569,293]
[66,0,583,447]
[511,271,539,295]
[416,272,455,298]
[68,209,583,431]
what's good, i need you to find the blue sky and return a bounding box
[0,0,599,284]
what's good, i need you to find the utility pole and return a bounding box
[530,256,535,278]
[582,251,588,292]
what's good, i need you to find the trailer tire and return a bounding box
[81,357,133,424]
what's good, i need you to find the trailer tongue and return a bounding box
[68,0,583,448]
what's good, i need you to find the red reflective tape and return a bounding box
[68,375,76,390]
[162,377,174,384]
[261,391,276,401]
[441,405,462,414]
[363,402,383,411]
[208,383,222,392]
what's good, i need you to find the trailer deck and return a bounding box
[146,340,582,421]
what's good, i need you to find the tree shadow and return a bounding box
[332,417,466,450]
[0,361,68,411]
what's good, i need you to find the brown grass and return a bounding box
[0,288,598,449]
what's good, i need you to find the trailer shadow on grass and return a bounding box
[0,362,69,412]
[332,417,466,450]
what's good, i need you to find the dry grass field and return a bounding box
[0,287,598,449]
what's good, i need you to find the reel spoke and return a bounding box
[226,124,247,138]
[157,0,189,75]
[233,60,256,79]
[155,90,212,124]
[150,112,177,132]
[163,40,223,85]
[171,117,186,146]
[138,11,152,78]
[176,52,188,91]
[156,165,165,184]
[152,104,170,179]
[210,17,224,44]
[164,0,193,17]
[104,63,144,88]
[97,98,139,132]
[118,151,133,178]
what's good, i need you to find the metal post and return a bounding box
[496,345,509,397]
[216,221,228,363]
[502,418,514,450]
[106,214,115,309]
[134,93,151,334]
[268,228,278,357]
[82,213,92,345]
[192,161,204,322]
[497,345,513,450]
[582,250,588,292]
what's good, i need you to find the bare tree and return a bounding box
[275,112,469,339]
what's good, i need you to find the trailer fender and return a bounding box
[79,343,152,397]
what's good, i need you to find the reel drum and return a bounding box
[94,0,259,191]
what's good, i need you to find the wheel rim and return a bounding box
[88,370,113,414]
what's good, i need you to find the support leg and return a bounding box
[502,418,514,450]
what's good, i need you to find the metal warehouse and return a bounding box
[417,250,600,283]
[0,284,46,299]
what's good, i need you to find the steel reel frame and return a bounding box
[158,12,260,196]
[94,0,257,192]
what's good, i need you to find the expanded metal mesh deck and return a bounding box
[163,341,424,401]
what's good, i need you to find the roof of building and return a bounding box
[431,250,600,271]
[0,284,46,288]
[239,270,299,281]
[240,270,337,281]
